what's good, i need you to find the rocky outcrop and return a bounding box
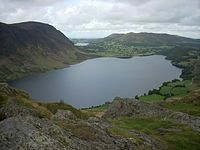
[0,83,29,98]
[102,97,171,119]
[0,87,139,150]
[1,85,199,149]
[168,112,200,132]
[103,97,200,132]
[0,114,137,150]
[0,115,70,150]
[51,109,77,121]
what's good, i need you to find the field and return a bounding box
[139,94,164,102]
[139,80,199,102]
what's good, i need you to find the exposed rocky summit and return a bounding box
[102,97,171,119]
[103,97,200,132]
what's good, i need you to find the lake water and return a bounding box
[9,55,182,108]
[74,42,89,46]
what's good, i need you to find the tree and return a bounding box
[59,99,65,104]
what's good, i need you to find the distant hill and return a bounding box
[0,21,90,81]
[89,32,200,48]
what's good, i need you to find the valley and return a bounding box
[0,22,200,150]
[1,0,200,149]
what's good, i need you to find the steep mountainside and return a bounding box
[0,21,90,81]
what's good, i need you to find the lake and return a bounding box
[9,55,182,108]
[74,42,89,46]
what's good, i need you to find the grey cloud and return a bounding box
[0,0,199,38]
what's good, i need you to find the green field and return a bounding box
[139,80,199,102]
[139,94,164,102]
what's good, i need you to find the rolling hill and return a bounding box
[89,32,200,48]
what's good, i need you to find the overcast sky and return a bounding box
[0,0,200,38]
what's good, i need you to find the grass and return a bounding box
[0,95,8,120]
[88,103,110,111]
[160,89,200,117]
[163,129,200,150]
[139,80,199,102]
[40,102,89,119]
[107,127,133,138]
[160,86,188,97]
[57,122,97,141]
[109,117,200,150]
[0,95,7,108]
[82,103,110,117]
[163,103,200,117]
[171,87,188,96]
[139,94,164,102]
[14,96,53,118]
[110,117,179,134]
[160,86,172,95]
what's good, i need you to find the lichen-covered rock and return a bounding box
[51,109,77,121]
[168,111,200,132]
[0,115,137,150]
[0,116,70,150]
[103,97,200,132]
[102,97,171,119]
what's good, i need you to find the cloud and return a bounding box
[0,0,200,38]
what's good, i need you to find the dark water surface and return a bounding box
[9,55,182,108]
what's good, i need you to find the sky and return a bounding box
[0,0,200,39]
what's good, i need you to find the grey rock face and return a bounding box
[103,97,200,132]
[51,109,77,121]
[168,111,200,132]
[0,116,69,150]
[0,115,137,150]
[0,97,138,150]
[102,97,171,119]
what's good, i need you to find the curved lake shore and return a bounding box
[9,55,182,108]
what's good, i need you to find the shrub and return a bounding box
[135,95,139,99]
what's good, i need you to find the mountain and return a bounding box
[0,21,90,81]
[89,32,200,48]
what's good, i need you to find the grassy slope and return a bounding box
[82,103,110,117]
[108,117,200,150]
[0,49,95,82]
[160,89,200,117]
[139,94,165,102]
[0,84,89,120]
